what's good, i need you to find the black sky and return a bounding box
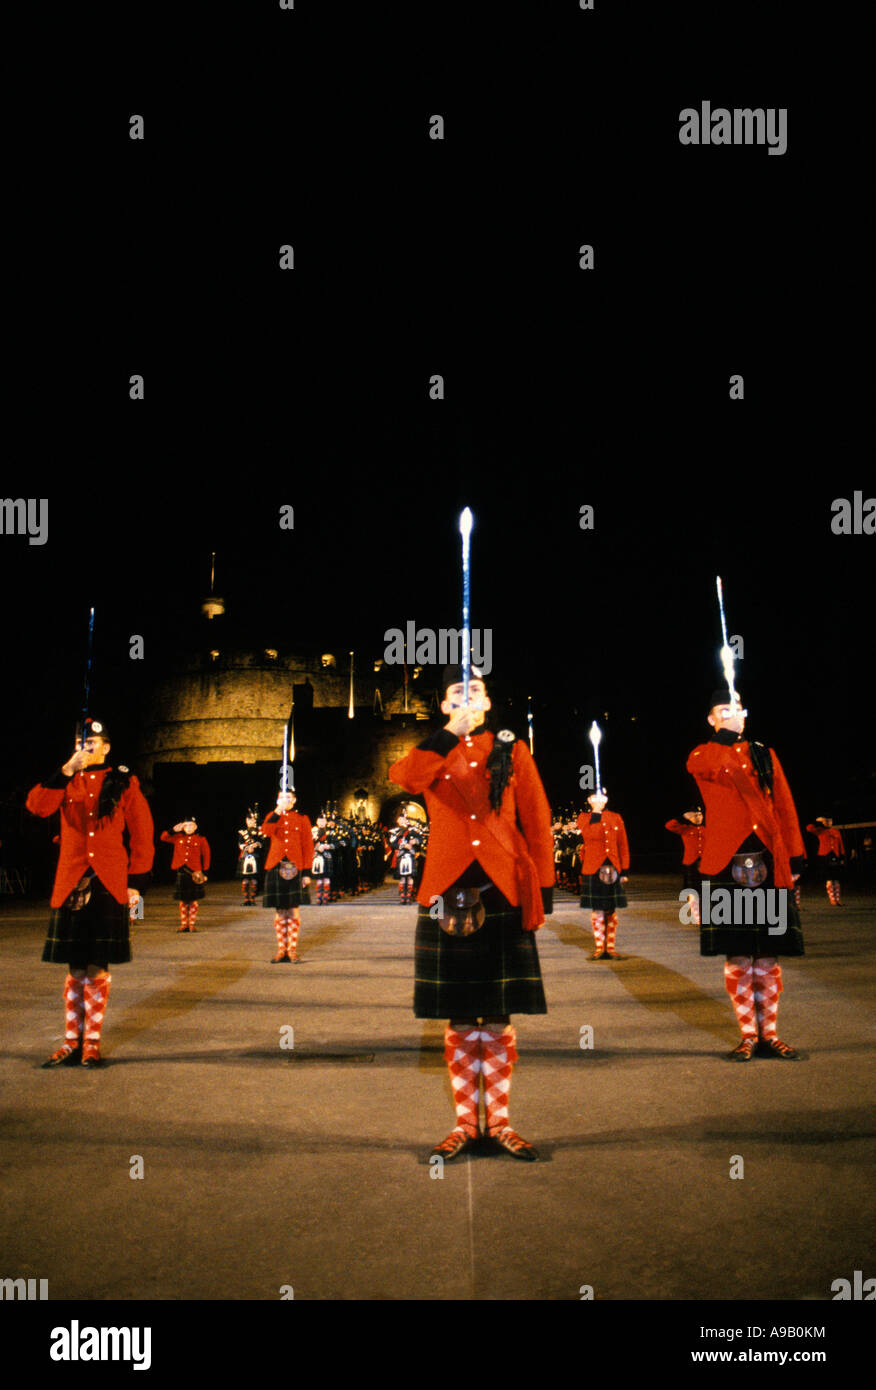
[3,2,873,843]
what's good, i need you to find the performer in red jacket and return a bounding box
[806,818,845,905]
[161,820,211,932]
[687,689,806,1061]
[665,809,705,926]
[577,794,630,958]
[261,790,313,962]
[390,664,554,1163]
[26,717,154,1068]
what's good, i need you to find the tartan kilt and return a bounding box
[811,854,842,885]
[579,864,627,912]
[173,867,205,902]
[699,852,804,957]
[42,876,131,965]
[413,886,547,1019]
[263,863,310,909]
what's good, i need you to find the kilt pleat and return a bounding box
[42,876,131,965]
[413,887,546,1019]
[263,863,310,909]
[579,864,627,912]
[173,867,205,902]
[698,854,804,957]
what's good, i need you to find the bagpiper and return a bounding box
[390,664,555,1163]
[311,814,338,905]
[388,813,424,904]
[687,688,806,1061]
[161,818,210,932]
[805,818,845,906]
[26,717,154,1068]
[237,809,266,905]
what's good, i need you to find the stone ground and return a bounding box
[0,876,874,1304]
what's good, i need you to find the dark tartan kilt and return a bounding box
[263,863,310,909]
[812,854,842,884]
[42,876,131,965]
[682,862,701,892]
[173,867,205,902]
[579,864,627,912]
[236,856,264,886]
[699,852,804,957]
[413,886,547,1019]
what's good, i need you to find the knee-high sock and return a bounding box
[688,892,701,926]
[82,973,111,1060]
[274,913,289,953]
[752,959,783,1039]
[63,973,84,1048]
[288,911,300,955]
[826,880,840,905]
[179,901,189,929]
[724,957,757,1037]
[443,1026,482,1138]
[591,911,605,951]
[605,912,619,953]
[481,1025,518,1136]
[188,901,199,928]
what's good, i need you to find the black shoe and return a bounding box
[81,1052,103,1069]
[728,1037,757,1062]
[270,953,290,964]
[430,1128,478,1162]
[487,1127,539,1161]
[757,1038,800,1060]
[42,1044,82,1068]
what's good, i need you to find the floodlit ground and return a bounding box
[1,877,873,1301]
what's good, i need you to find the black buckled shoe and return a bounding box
[487,1127,539,1161]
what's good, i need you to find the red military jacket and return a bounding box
[261,811,314,873]
[806,824,845,858]
[27,764,155,908]
[160,831,211,872]
[686,739,805,888]
[577,810,630,875]
[389,728,554,929]
[665,819,705,865]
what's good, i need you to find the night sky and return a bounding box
[3,3,873,860]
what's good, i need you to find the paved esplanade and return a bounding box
[1,878,873,1301]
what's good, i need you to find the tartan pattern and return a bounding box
[481,1025,517,1135]
[413,890,547,1019]
[82,973,110,1062]
[724,959,757,1038]
[63,974,84,1047]
[288,913,300,956]
[579,870,627,912]
[591,912,605,952]
[178,902,189,930]
[699,858,804,958]
[263,865,307,909]
[274,913,290,952]
[444,1026,481,1137]
[826,880,841,905]
[605,912,619,954]
[173,867,205,902]
[42,877,131,965]
[188,901,199,929]
[753,960,782,1039]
